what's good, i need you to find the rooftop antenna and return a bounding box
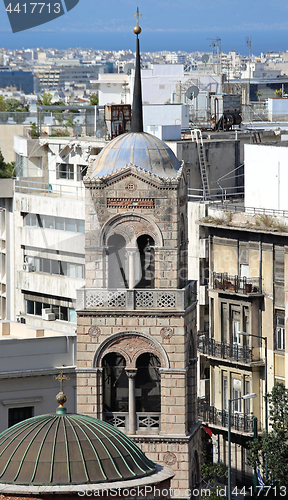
[131,7,143,133]
[207,38,221,75]
[246,37,251,105]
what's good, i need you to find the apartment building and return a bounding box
[196,141,288,487]
[9,132,105,332]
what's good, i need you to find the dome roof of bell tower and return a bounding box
[88,132,181,179]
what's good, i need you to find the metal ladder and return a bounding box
[191,129,211,200]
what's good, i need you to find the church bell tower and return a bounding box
[76,10,201,497]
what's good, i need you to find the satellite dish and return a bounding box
[73,125,82,136]
[124,62,134,75]
[202,54,209,64]
[186,85,199,100]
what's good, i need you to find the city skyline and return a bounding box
[0,0,288,55]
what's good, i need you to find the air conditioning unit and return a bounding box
[42,308,55,321]
[16,316,26,324]
[23,263,35,272]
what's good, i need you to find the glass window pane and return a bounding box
[55,217,65,230]
[35,301,42,316]
[51,260,59,275]
[27,300,34,314]
[65,218,75,232]
[75,264,84,279]
[68,263,76,277]
[44,216,54,229]
[52,305,59,319]
[69,308,77,323]
[42,259,50,273]
[60,261,67,276]
[59,306,68,321]
[76,220,85,233]
[24,214,30,226]
[34,258,40,272]
[30,214,37,227]
[68,164,74,179]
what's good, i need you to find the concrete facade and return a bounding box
[0,320,76,433]
[198,207,288,487]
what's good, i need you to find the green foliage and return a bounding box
[64,114,76,129]
[247,383,288,487]
[201,455,228,499]
[5,98,23,112]
[0,149,14,178]
[89,93,99,105]
[37,92,53,106]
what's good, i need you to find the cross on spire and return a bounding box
[133,7,142,26]
[54,370,70,393]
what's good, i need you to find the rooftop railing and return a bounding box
[188,186,244,202]
[198,400,254,433]
[212,272,262,294]
[15,178,85,199]
[77,281,197,311]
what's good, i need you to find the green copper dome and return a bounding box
[0,413,156,486]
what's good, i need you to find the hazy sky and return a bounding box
[1,0,288,54]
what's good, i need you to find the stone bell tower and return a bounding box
[76,10,201,498]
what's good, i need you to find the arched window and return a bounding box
[135,235,155,289]
[107,234,128,289]
[102,353,128,412]
[135,353,161,412]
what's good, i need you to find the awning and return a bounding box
[202,425,212,437]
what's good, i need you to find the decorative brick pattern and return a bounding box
[88,326,101,339]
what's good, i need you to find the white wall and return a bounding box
[245,143,288,210]
[0,323,76,432]
[268,98,288,121]
[143,104,189,130]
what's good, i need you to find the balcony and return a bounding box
[198,400,254,433]
[197,336,261,364]
[77,281,197,311]
[212,272,262,295]
[103,412,160,434]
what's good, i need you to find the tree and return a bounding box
[247,383,288,487]
[201,455,228,499]
[89,93,99,106]
[37,92,53,106]
[0,149,14,178]
[256,90,263,102]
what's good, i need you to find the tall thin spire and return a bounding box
[131,7,143,133]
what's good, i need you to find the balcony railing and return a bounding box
[198,400,254,433]
[77,281,197,311]
[212,272,262,294]
[103,412,160,433]
[197,337,254,363]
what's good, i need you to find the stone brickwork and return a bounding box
[83,165,188,289]
[77,160,201,498]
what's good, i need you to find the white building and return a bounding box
[0,320,76,433]
[245,142,288,211]
[92,64,222,107]
[5,134,106,332]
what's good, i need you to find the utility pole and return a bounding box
[246,37,251,105]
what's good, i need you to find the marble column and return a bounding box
[125,368,137,434]
[127,249,135,289]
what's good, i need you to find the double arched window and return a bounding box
[102,352,161,433]
[107,234,155,289]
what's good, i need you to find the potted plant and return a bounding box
[29,122,40,139]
